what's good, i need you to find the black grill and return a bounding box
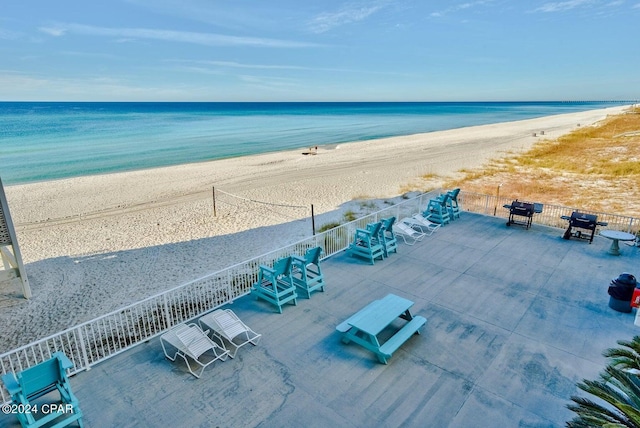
[561,211,607,244]
[504,200,536,229]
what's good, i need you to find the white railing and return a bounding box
[0,190,439,404]
[460,191,640,234]
[5,188,636,404]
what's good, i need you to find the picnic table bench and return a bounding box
[336,294,426,364]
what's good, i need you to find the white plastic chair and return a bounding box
[199,309,262,358]
[394,221,426,245]
[401,214,441,236]
[161,323,229,378]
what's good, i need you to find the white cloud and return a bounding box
[171,59,415,78]
[430,1,493,18]
[38,27,67,36]
[0,71,199,101]
[59,51,121,60]
[533,0,594,13]
[308,1,390,33]
[39,23,320,48]
[196,60,307,70]
[0,72,49,91]
[0,28,21,40]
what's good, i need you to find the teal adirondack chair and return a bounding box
[291,246,325,298]
[377,217,398,257]
[347,222,385,265]
[251,256,298,313]
[1,352,84,428]
[446,188,461,220]
[424,195,451,225]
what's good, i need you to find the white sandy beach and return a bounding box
[0,105,629,352]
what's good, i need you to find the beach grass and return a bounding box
[444,106,640,216]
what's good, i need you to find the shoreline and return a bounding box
[0,104,630,351]
[7,105,630,226]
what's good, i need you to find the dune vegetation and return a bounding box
[444,106,640,217]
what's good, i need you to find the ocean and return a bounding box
[0,101,626,185]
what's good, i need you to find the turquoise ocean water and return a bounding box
[0,101,626,185]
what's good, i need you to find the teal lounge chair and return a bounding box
[378,217,399,256]
[423,195,451,225]
[251,256,298,313]
[347,222,385,265]
[291,246,325,298]
[446,188,461,220]
[1,352,84,428]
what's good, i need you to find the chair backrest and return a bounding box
[381,217,396,231]
[438,193,450,205]
[426,198,446,213]
[19,356,63,399]
[176,326,211,359]
[215,310,248,338]
[366,222,382,237]
[273,257,292,276]
[354,228,374,246]
[305,247,322,265]
[396,222,416,236]
[448,188,460,200]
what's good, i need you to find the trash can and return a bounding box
[608,273,637,313]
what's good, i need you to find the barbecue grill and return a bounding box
[561,211,607,244]
[503,200,542,229]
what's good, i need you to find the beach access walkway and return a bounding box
[1,211,638,427]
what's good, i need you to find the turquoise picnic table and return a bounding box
[336,293,426,364]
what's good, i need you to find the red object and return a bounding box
[632,288,640,308]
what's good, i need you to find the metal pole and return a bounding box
[311,204,316,235]
[212,186,217,217]
[493,183,502,216]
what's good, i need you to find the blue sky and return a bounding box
[1,0,639,101]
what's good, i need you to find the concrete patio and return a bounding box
[2,211,639,427]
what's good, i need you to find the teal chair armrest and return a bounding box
[2,372,20,395]
[53,352,74,371]
[291,255,306,264]
[258,265,276,275]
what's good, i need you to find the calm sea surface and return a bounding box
[0,101,626,185]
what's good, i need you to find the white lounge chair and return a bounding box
[161,323,229,378]
[401,214,441,235]
[394,221,426,245]
[199,309,262,358]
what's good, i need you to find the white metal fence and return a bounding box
[3,189,638,404]
[460,191,640,234]
[0,190,439,404]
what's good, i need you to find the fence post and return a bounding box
[76,328,91,371]
[226,269,234,302]
[163,294,172,330]
[212,186,217,217]
[493,184,502,216]
[311,204,315,236]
